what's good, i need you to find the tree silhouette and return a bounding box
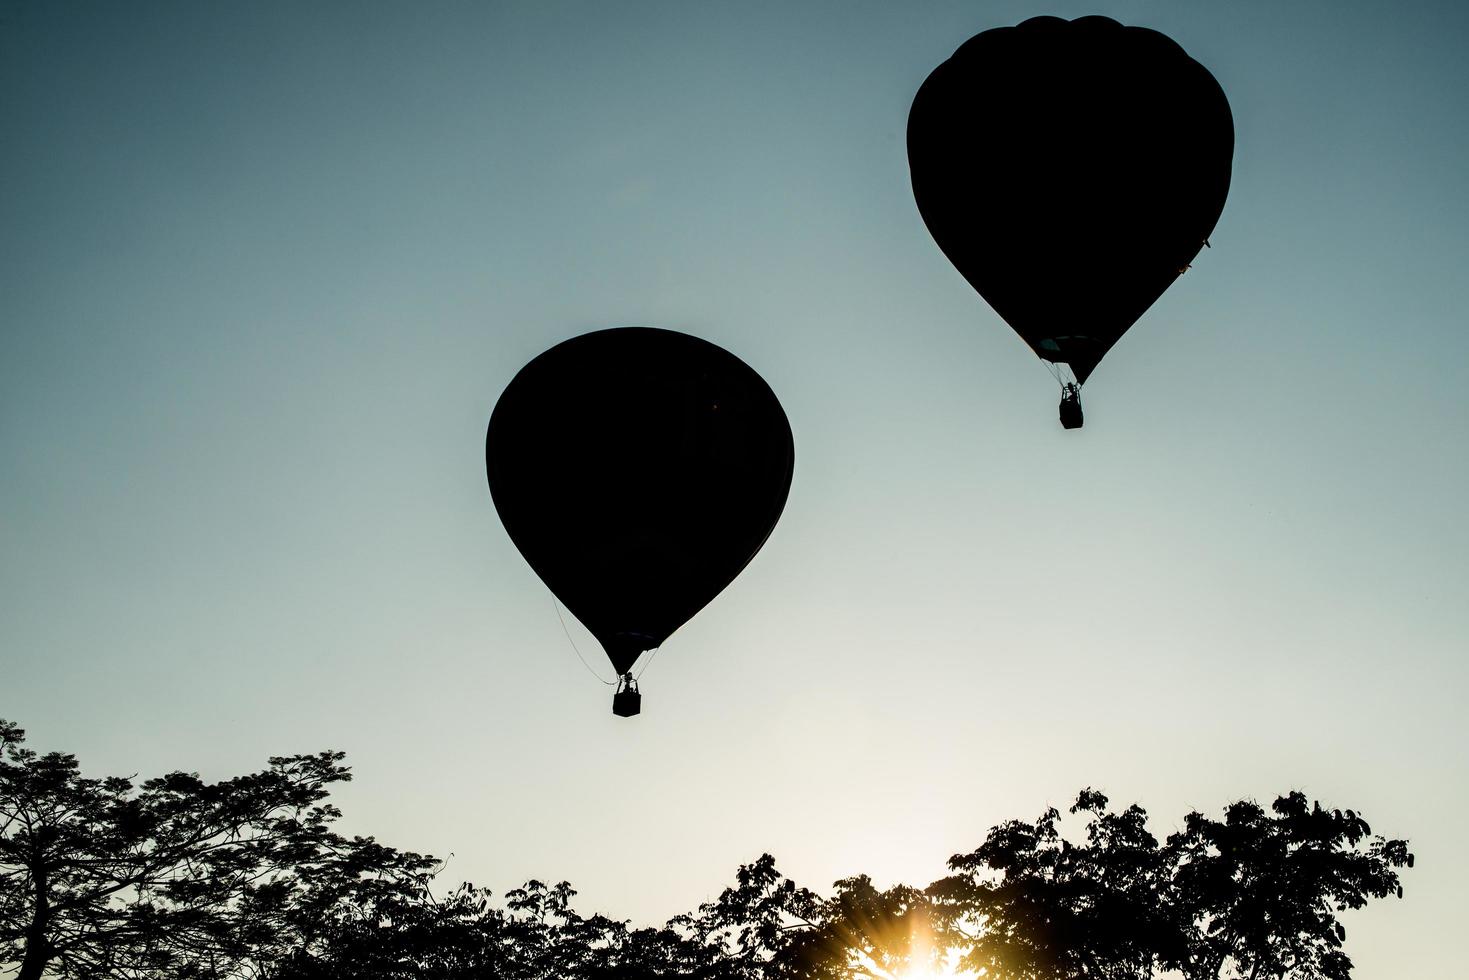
[772,874,938,980]
[1,720,1415,980]
[0,719,435,980]
[928,789,1413,980]
[931,789,1177,980]
[1166,793,1413,980]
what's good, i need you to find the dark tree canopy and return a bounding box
[1166,793,1412,980]
[0,720,435,980]
[931,789,1180,980]
[2,722,1413,980]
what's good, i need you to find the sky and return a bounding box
[2,0,1466,975]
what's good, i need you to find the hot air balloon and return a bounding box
[907,15,1234,428]
[486,327,795,716]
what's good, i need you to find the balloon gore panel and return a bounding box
[486,328,795,675]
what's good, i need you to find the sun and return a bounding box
[864,947,975,980]
[893,960,972,980]
[844,911,976,980]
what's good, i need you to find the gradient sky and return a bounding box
[3,1,1466,976]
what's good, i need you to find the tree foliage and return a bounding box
[932,789,1178,980]
[0,719,433,980]
[1167,792,1413,980]
[0,721,1414,980]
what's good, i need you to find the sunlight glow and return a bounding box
[892,950,975,980]
[854,945,976,980]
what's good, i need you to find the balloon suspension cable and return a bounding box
[552,596,616,685]
[633,645,660,681]
[1043,360,1079,389]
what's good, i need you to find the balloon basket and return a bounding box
[1059,386,1084,429]
[613,688,642,717]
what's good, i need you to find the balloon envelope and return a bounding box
[486,327,795,675]
[907,15,1234,384]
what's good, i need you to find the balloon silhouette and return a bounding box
[907,15,1234,427]
[486,328,794,714]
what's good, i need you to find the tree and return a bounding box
[0,719,435,980]
[930,789,1176,980]
[1,717,1416,980]
[928,789,1412,980]
[673,853,822,979]
[272,858,808,980]
[268,879,516,980]
[1166,792,1414,980]
[772,874,937,980]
